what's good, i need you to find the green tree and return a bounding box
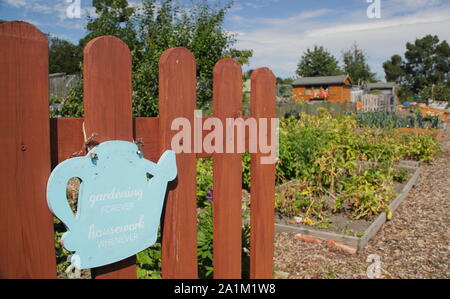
[243,69,254,81]
[420,83,450,103]
[383,54,413,100]
[61,0,252,117]
[383,35,450,100]
[223,48,253,66]
[342,43,376,84]
[0,19,6,24]
[79,0,137,50]
[383,54,405,83]
[48,36,81,74]
[132,0,252,115]
[403,35,450,94]
[296,46,342,77]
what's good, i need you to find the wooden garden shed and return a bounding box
[292,75,353,103]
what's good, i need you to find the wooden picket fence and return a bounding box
[0,21,276,279]
[356,94,394,112]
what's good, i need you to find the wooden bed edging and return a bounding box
[275,165,422,252]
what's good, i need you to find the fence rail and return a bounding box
[277,102,356,117]
[0,21,276,279]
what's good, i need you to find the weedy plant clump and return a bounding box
[275,110,441,224]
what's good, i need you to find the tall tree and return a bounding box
[342,43,376,84]
[403,35,450,94]
[296,46,342,77]
[79,0,137,50]
[383,35,450,100]
[62,0,252,117]
[383,54,405,83]
[48,36,81,74]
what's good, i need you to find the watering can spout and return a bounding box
[157,150,177,182]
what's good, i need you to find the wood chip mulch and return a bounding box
[274,125,450,279]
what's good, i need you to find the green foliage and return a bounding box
[342,43,376,84]
[196,158,213,208]
[48,36,82,74]
[54,217,71,276]
[277,111,357,185]
[383,54,405,84]
[59,0,252,117]
[79,0,137,50]
[277,84,293,98]
[196,155,251,208]
[393,168,409,183]
[136,203,251,279]
[275,110,441,223]
[383,35,450,99]
[403,35,450,94]
[137,237,162,279]
[356,111,442,130]
[197,203,214,278]
[136,157,251,279]
[242,153,251,191]
[59,81,84,117]
[368,89,382,95]
[400,132,441,163]
[419,83,450,103]
[296,45,343,77]
[49,95,64,118]
[196,203,250,279]
[334,168,397,219]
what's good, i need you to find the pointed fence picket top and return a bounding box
[0,21,56,278]
[0,21,277,279]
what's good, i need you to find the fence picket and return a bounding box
[250,68,276,279]
[159,48,198,278]
[213,59,243,278]
[83,36,136,279]
[0,21,56,278]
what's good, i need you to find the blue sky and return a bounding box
[1,0,450,80]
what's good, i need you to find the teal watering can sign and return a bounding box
[47,141,177,270]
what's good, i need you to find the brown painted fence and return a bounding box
[0,21,276,279]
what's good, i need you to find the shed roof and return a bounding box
[292,75,352,87]
[366,82,397,90]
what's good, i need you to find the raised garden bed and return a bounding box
[274,162,422,252]
[397,128,445,140]
[419,105,450,123]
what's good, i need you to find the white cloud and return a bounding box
[306,9,450,38]
[232,2,450,79]
[4,0,27,8]
[385,0,442,12]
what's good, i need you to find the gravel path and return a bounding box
[274,125,450,279]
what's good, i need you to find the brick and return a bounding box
[327,240,357,254]
[294,234,324,245]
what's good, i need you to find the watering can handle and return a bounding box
[47,157,89,231]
